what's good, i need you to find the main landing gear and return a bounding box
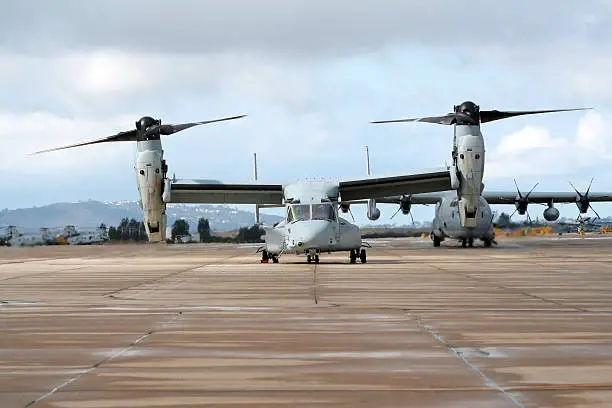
[307,254,320,264]
[461,238,474,248]
[349,248,367,264]
[261,250,279,264]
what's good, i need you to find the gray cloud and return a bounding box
[2,1,610,57]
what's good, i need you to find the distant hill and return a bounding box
[0,200,283,233]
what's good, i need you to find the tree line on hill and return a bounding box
[103,217,263,243]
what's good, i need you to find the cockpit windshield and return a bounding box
[286,203,335,222]
[312,203,336,221]
[288,204,311,222]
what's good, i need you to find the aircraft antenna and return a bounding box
[253,152,258,182]
[253,152,260,225]
[365,145,371,176]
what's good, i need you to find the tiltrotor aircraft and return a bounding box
[371,101,590,229]
[32,114,246,242]
[164,165,453,262]
[368,102,612,247]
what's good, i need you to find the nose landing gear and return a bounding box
[307,254,320,264]
[350,249,367,264]
[260,250,279,263]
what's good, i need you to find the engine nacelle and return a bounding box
[543,206,560,222]
[367,198,380,221]
[399,196,412,215]
[340,203,350,213]
[576,199,589,214]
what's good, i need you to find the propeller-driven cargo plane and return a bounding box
[368,101,612,247]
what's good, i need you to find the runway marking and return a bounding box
[410,313,528,408]
[24,312,184,408]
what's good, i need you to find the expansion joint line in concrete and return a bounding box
[23,312,184,408]
[313,264,319,304]
[407,313,527,408]
[103,255,243,298]
[0,266,87,283]
[426,263,588,313]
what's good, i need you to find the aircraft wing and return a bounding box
[371,193,447,205]
[165,179,284,205]
[482,191,612,205]
[338,169,452,201]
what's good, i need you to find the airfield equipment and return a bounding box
[371,101,590,229]
[32,114,246,242]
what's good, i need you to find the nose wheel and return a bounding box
[261,250,279,264]
[350,249,367,264]
[307,254,320,264]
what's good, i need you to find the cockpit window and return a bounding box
[312,203,336,221]
[290,204,311,221]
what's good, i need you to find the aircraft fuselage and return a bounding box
[260,181,365,263]
[431,194,495,246]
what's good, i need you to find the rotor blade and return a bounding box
[526,182,539,198]
[370,114,459,125]
[569,181,582,198]
[390,207,402,220]
[510,208,518,218]
[409,211,415,225]
[480,107,591,123]
[589,204,601,220]
[513,178,522,199]
[586,177,594,196]
[348,208,355,222]
[157,115,247,135]
[30,129,138,155]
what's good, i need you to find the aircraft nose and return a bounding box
[290,221,331,249]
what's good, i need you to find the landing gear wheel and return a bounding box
[272,255,279,263]
[461,239,467,248]
[349,249,357,264]
[261,250,270,263]
[468,238,474,248]
[359,249,367,264]
[307,255,312,264]
[314,254,320,264]
[433,235,441,247]
[483,239,492,248]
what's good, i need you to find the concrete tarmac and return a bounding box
[1,236,612,407]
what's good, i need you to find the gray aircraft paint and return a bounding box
[262,180,362,257]
[31,114,247,243]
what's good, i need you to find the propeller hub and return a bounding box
[454,101,480,124]
[136,116,160,131]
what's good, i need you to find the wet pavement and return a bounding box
[1,236,612,407]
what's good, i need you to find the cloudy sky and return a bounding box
[2,0,612,224]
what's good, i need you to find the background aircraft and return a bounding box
[370,101,590,229]
[372,185,612,247]
[32,114,246,243]
[163,165,453,262]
